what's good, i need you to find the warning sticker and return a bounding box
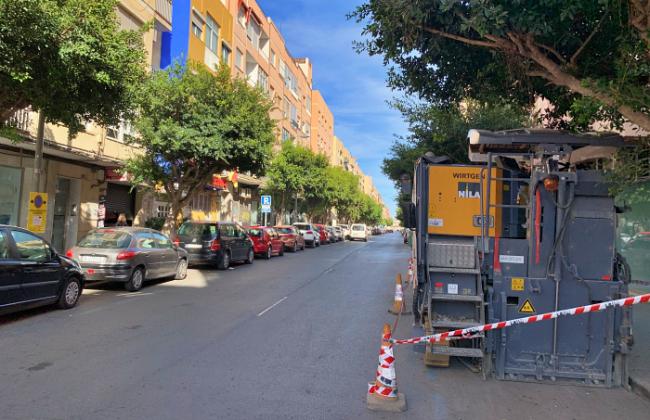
[511,277,525,291]
[519,299,536,314]
[447,283,458,295]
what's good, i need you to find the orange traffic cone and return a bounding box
[388,274,411,315]
[367,324,407,412]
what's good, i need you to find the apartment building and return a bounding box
[310,91,334,158]
[0,0,171,251]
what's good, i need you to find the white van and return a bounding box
[350,223,368,242]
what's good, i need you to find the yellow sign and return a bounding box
[519,299,536,314]
[27,192,48,233]
[511,277,525,291]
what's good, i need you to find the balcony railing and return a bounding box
[6,107,33,132]
[155,0,172,24]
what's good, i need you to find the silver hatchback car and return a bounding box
[68,227,189,292]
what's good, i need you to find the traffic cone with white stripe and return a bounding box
[407,257,414,285]
[388,273,411,315]
[367,324,407,412]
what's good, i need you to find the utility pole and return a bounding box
[33,111,45,192]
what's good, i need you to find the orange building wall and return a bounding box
[310,90,334,158]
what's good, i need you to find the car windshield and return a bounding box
[352,225,365,231]
[276,227,293,234]
[294,224,310,230]
[78,231,132,249]
[178,223,217,239]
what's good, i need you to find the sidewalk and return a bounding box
[630,283,650,400]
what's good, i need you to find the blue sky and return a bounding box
[257,0,407,218]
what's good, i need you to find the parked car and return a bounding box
[331,226,344,242]
[350,223,368,242]
[293,223,320,248]
[174,222,253,270]
[249,226,284,259]
[315,224,331,244]
[326,227,338,243]
[275,225,305,252]
[69,227,188,292]
[339,224,350,240]
[0,225,84,315]
[623,232,650,281]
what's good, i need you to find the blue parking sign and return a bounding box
[261,195,272,206]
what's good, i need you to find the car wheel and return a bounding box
[175,259,188,280]
[125,267,144,292]
[279,246,284,257]
[265,246,272,260]
[301,243,305,251]
[293,242,298,253]
[58,276,81,309]
[245,248,254,264]
[218,251,231,270]
[363,238,368,242]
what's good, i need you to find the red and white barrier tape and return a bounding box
[391,293,650,345]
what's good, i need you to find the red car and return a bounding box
[248,226,285,259]
[314,224,330,244]
[274,225,306,252]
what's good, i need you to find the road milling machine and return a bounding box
[405,129,633,387]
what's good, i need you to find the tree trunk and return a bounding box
[163,197,184,237]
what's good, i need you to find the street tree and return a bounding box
[383,100,529,186]
[323,166,362,224]
[125,63,275,233]
[265,142,329,222]
[351,0,650,132]
[0,0,147,188]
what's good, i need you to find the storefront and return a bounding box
[0,165,22,225]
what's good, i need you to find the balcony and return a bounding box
[155,0,172,24]
[6,107,33,132]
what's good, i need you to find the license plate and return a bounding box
[81,255,106,264]
[185,244,202,249]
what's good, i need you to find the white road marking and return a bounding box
[115,292,155,297]
[257,297,288,317]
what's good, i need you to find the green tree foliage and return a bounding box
[382,100,529,186]
[265,142,384,225]
[0,0,147,132]
[125,63,275,233]
[265,141,329,221]
[351,0,650,132]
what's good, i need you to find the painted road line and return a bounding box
[257,297,288,317]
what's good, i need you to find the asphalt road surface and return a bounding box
[1,234,649,419]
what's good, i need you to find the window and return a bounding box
[10,230,49,262]
[290,103,298,127]
[270,49,276,67]
[135,233,156,249]
[237,6,247,27]
[0,231,9,259]
[306,95,311,113]
[192,22,203,39]
[78,231,132,249]
[257,69,268,92]
[153,233,173,249]
[282,128,292,142]
[0,165,22,226]
[219,224,235,238]
[106,119,135,143]
[247,17,261,50]
[222,43,231,64]
[205,15,220,53]
[190,192,210,214]
[235,49,243,70]
[282,97,290,118]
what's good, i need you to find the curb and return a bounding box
[630,375,650,401]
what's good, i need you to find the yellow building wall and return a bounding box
[188,0,234,68]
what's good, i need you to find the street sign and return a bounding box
[27,192,48,233]
[261,195,272,213]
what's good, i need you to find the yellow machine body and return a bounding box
[427,165,502,237]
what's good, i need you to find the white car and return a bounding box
[350,223,368,242]
[339,224,350,240]
[293,223,320,248]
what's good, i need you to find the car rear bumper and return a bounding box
[81,264,132,282]
[186,251,221,265]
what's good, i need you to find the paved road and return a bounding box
[1,234,649,419]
